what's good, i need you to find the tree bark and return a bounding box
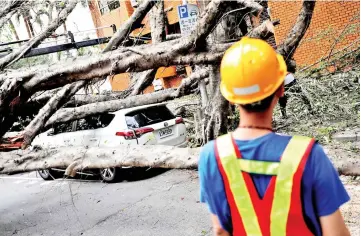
[200,3,239,143]
[21,81,86,149]
[23,16,32,39]
[202,64,229,142]
[247,19,274,39]
[19,49,223,92]
[0,145,358,177]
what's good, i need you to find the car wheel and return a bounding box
[99,167,119,183]
[38,169,61,180]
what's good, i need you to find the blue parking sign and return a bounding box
[177,5,188,19]
[177,4,199,36]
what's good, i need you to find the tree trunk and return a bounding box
[27,16,35,38]
[0,0,161,139]
[202,64,230,142]
[0,13,275,140]
[200,3,242,143]
[0,145,358,177]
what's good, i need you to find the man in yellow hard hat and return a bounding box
[198,37,350,236]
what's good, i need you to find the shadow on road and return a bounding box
[122,167,170,182]
[64,167,170,183]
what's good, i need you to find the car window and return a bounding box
[76,113,115,131]
[54,121,74,134]
[125,105,175,128]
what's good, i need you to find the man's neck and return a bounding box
[232,110,273,140]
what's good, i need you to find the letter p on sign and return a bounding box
[178,5,188,18]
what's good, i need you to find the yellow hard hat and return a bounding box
[220,37,287,104]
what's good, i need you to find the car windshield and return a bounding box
[125,105,175,129]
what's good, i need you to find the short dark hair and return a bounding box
[240,92,276,113]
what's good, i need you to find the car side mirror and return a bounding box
[47,129,54,136]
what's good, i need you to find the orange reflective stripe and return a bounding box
[270,136,313,236]
[216,134,262,235]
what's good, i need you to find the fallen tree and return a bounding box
[44,69,209,128]
[0,0,162,142]
[0,145,358,176]
[0,0,263,91]
[3,0,350,178]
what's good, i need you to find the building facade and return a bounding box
[269,1,359,67]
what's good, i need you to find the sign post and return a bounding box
[177,4,199,36]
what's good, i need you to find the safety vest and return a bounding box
[215,134,315,236]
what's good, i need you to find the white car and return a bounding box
[33,103,187,182]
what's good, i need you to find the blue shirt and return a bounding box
[198,133,350,235]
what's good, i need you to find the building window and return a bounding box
[98,0,120,15]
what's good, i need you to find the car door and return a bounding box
[93,113,117,147]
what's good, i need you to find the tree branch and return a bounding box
[0,11,15,30]
[43,69,209,129]
[247,19,274,39]
[0,1,78,70]
[166,34,182,41]
[18,48,221,92]
[0,0,24,20]
[102,0,156,53]
[276,0,316,61]
[21,81,86,149]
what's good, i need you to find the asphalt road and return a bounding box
[0,169,212,236]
